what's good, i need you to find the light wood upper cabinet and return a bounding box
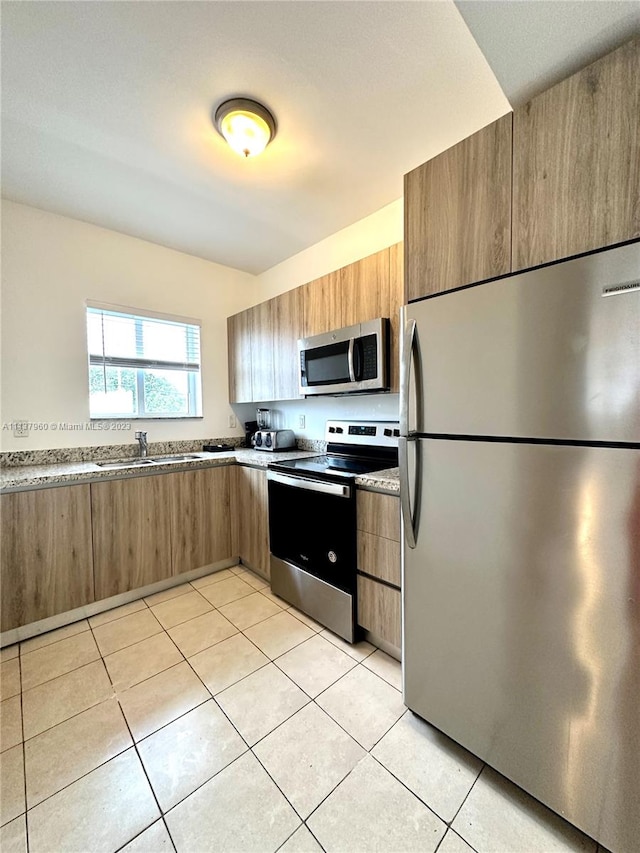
[227,243,404,400]
[273,287,304,400]
[231,465,270,578]
[1,485,94,632]
[249,300,276,403]
[404,113,513,301]
[91,474,173,600]
[341,249,390,328]
[171,467,232,576]
[227,310,253,403]
[301,270,343,338]
[513,38,640,272]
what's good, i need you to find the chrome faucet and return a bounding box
[134,431,148,458]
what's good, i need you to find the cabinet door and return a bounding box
[273,287,303,400]
[357,575,401,649]
[388,242,403,392]
[357,491,401,588]
[1,485,94,631]
[404,114,512,300]
[92,475,172,600]
[341,249,390,328]
[250,300,276,402]
[171,467,232,576]
[357,491,401,541]
[302,271,342,337]
[232,465,270,578]
[227,310,253,403]
[513,38,640,271]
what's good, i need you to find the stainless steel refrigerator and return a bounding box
[399,241,640,853]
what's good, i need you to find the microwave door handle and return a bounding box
[347,338,356,382]
[353,338,363,381]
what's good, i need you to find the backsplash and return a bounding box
[0,436,245,468]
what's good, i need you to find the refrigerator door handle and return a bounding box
[399,316,416,437]
[399,436,418,548]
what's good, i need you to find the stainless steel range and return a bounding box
[267,420,399,642]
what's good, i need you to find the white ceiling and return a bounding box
[2,2,638,275]
[455,1,640,106]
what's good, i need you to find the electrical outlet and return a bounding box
[228,414,237,429]
[298,414,306,429]
[13,419,29,438]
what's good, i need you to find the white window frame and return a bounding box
[86,301,203,420]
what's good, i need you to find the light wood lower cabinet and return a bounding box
[356,490,402,651]
[357,575,401,649]
[357,531,400,587]
[231,465,270,578]
[91,474,173,600]
[357,490,401,541]
[1,485,94,632]
[170,467,232,576]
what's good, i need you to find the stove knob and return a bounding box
[335,427,343,434]
[384,428,392,437]
[328,551,337,563]
[393,429,400,437]
[328,426,336,433]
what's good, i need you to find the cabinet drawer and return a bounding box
[357,575,401,649]
[357,531,401,587]
[357,491,400,541]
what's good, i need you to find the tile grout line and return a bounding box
[111,687,178,853]
[19,653,30,853]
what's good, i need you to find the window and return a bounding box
[86,303,202,418]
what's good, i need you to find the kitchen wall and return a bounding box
[1,195,403,452]
[256,198,403,301]
[0,200,257,450]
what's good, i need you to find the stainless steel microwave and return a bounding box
[298,318,389,396]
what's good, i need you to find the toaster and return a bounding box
[253,429,296,451]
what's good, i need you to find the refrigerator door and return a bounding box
[404,241,640,444]
[403,438,640,853]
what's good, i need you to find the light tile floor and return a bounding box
[0,564,609,853]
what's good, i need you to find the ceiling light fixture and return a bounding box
[213,97,277,158]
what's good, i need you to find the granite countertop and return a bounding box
[0,448,400,493]
[354,467,400,493]
[0,448,320,492]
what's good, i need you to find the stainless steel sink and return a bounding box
[96,452,205,470]
[150,454,205,463]
[96,458,156,469]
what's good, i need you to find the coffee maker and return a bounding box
[244,420,259,448]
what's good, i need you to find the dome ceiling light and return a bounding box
[213,97,277,158]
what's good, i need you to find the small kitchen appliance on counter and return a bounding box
[267,419,399,641]
[253,429,296,451]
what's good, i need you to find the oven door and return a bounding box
[267,471,356,593]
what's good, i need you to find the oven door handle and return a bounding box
[267,470,352,498]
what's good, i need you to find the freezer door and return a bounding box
[405,241,640,443]
[403,438,640,853]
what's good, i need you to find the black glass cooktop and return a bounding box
[269,453,395,482]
